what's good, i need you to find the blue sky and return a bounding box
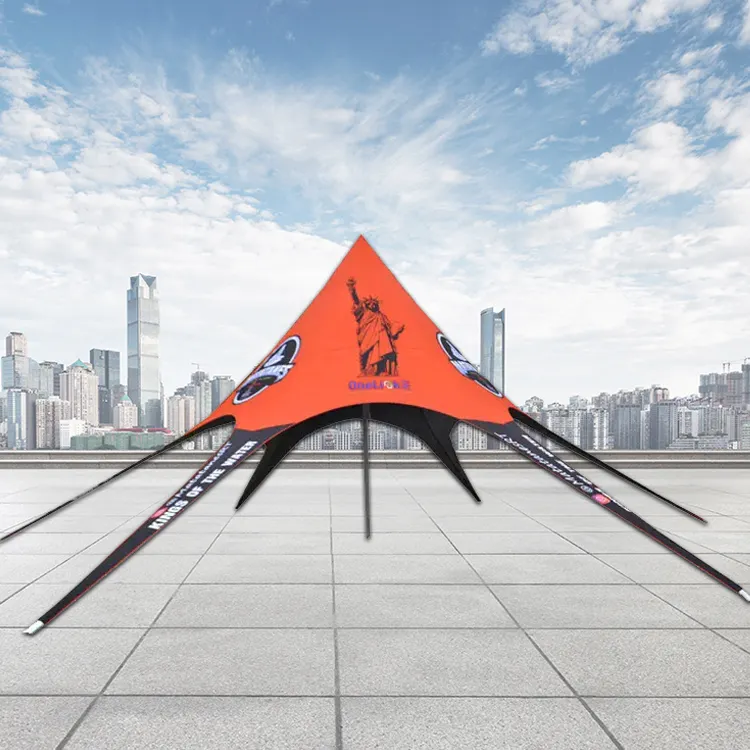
[1,0,749,404]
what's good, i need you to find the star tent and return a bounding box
[6,235,748,635]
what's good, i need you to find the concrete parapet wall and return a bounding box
[2,450,750,469]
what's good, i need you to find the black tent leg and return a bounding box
[362,404,372,539]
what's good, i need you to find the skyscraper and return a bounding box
[479,308,505,393]
[60,360,99,426]
[6,388,36,449]
[1,331,39,391]
[90,348,121,425]
[211,375,236,410]
[38,361,64,398]
[5,332,27,356]
[648,400,679,449]
[114,395,139,429]
[36,396,72,449]
[127,274,162,428]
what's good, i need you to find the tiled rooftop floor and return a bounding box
[1,466,750,749]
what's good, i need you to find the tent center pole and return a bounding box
[362,404,372,539]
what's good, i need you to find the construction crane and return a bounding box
[722,360,750,373]
[191,362,201,372]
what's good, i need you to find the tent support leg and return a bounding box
[362,404,372,539]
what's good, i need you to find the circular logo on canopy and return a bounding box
[436,332,501,396]
[233,336,301,404]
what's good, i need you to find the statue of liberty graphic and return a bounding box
[346,277,406,376]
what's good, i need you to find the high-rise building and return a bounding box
[1,353,39,391]
[36,396,72,449]
[60,360,99,426]
[612,405,642,449]
[38,361,64,398]
[590,408,610,450]
[677,406,699,437]
[5,332,27,357]
[648,400,679,449]
[479,308,505,393]
[211,376,235,410]
[127,274,162,428]
[90,349,121,425]
[166,395,197,437]
[6,388,36,449]
[567,408,592,449]
[699,372,727,403]
[114,395,139,429]
[743,363,750,408]
[650,386,669,403]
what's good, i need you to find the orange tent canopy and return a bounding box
[200,234,514,433]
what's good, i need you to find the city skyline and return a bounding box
[3,322,749,409]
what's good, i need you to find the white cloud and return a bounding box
[568,121,710,197]
[1,43,750,404]
[481,0,710,66]
[21,4,45,16]
[534,70,576,91]
[704,12,723,31]
[644,70,701,110]
[741,0,750,45]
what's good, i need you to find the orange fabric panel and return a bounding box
[197,236,516,432]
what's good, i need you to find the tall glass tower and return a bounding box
[90,348,121,425]
[127,275,162,427]
[479,307,506,394]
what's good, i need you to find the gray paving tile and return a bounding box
[715,630,750,653]
[107,629,335,695]
[493,585,700,629]
[671,532,750,554]
[643,585,750,628]
[650,516,750,532]
[536,515,624,533]
[559,531,713,554]
[186,554,333,583]
[87,532,220,555]
[331,503,426,517]
[0,583,178,628]
[587,697,750,750]
[529,629,750,696]
[0,554,71,583]
[155,515,231,534]
[333,515,438,532]
[0,533,104,555]
[155,584,333,628]
[38,553,203,584]
[333,533,455,555]
[208,533,331,555]
[0,629,144,694]
[341,697,618,749]
[595,553,750,585]
[335,585,515,629]
[225,516,331,533]
[0,583,24,603]
[447,532,582,555]
[431,516,546,532]
[466,554,630,584]
[0,696,92,750]
[423,502,524,517]
[338,629,571,696]
[63,696,336,750]
[502,498,603,516]
[17,515,135,534]
[334,555,481,584]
